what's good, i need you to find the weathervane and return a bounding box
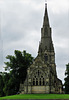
[45,0,47,3]
[45,0,47,8]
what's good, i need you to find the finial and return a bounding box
[45,0,47,8]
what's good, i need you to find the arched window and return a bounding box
[44,54,48,62]
[32,69,45,86]
[43,78,45,85]
[39,78,41,85]
[33,78,35,85]
[36,78,38,86]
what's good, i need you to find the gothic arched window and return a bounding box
[44,54,48,62]
[32,69,45,86]
[33,78,35,85]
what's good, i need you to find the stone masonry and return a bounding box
[19,3,63,94]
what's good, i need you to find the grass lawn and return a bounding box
[0,94,69,100]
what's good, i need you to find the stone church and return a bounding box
[20,3,63,94]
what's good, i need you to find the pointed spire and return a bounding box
[45,3,47,16]
[43,1,49,27]
[45,0,47,15]
[45,0,47,8]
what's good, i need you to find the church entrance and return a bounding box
[32,86,46,93]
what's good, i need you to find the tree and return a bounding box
[0,72,4,96]
[64,63,69,94]
[4,50,34,95]
[3,73,18,95]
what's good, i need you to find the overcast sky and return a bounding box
[0,0,69,83]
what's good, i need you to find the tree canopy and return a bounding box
[5,50,33,83]
[0,50,34,96]
[0,72,4,96]
[64,63,69,94]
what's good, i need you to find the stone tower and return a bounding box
[20,3,63,94]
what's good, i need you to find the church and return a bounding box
[20,3,63,94]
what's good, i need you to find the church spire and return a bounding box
[45,1,47,8]
[38,2,54,54]
[43,2,49,27]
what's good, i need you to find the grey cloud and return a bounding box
[0,40,3,71]
[1,0,43,44]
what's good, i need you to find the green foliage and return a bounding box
[0,50,34,96]
[5,50,33,83]
[2,72,17,96]
[64,63,69,94]
[0,72,4,97]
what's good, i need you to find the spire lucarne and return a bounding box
[19,2,63,94]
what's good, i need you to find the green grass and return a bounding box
[0,94,69,100]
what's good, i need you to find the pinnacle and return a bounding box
[45,0,47,8]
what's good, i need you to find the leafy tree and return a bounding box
[0,72,4,96]
[1,72,18,96]
[64,63,69,94]
[4,50,34,95]
[3,72,15,96]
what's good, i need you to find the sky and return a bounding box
[0,0,69,83]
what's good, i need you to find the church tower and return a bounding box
[20,3,63,94]
[38,3,55,67]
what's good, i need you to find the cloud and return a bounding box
[48,0,69,14]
